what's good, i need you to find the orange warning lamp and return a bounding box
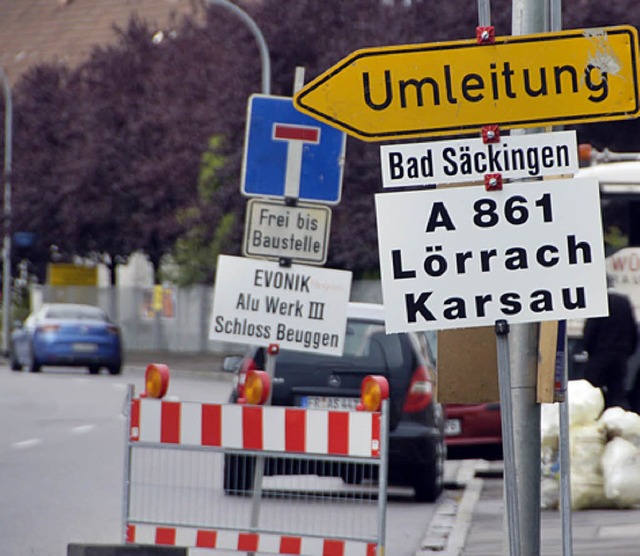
[243,370,271,405]
[144,363,170,399]
[578,143,593,163]
[358,375,389,412]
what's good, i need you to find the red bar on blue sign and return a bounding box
[274,123,320,142]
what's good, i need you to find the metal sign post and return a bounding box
[0,67,12,358]
[248,343,279,556]
[207,0,271,96]
[495,320,521,556]
[557,321,574,556]
[510,2,548,554]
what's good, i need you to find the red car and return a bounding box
[443,402,503,460]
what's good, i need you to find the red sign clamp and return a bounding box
[482,125,500,143]
[484,173,503,191]
[482,125,502,190]
[476,26,495,45]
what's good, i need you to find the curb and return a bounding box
[68,545,186,555]
[416,460,488,556]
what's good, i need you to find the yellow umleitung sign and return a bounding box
[294,26,640,141]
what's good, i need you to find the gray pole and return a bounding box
[511,1,548,554]
[207,0,271,95]
[0,68,12,357]
[548,2,573,554]
[558,323,574,556]
[496,320,521,556]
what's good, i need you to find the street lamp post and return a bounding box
[0,68,11,357]
[207,0,271,95]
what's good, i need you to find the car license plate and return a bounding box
[72,343,98,353]
[301,396,360,411]
[445,419,462,436]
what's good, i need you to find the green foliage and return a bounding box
[164,136,235,285]
[164,212,236,286]
[198,136,226,202]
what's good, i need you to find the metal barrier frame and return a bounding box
[121,385,389,555]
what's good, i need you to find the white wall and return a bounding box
[97,252,155,287]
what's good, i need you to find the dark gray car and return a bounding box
[224,302,446,502]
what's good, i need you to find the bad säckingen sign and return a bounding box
[380,130,579,188]
[375,178,608,332]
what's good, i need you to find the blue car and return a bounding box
[11,303,123,374]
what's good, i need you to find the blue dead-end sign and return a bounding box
[241,94,346,204]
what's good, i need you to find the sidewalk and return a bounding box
[124,350,226,374]
[420,459,640,556]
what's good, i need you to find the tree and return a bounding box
[7,0,640,286]
[164,136,240,285]
[65,16,205,284]
[9,11,254,285]
[10,64,82,282]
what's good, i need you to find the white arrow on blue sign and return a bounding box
[241,94,346,204]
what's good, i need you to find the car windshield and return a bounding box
[277,319,407,369]
[43,306,107,321]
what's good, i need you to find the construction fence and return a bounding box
[123,386,389,555]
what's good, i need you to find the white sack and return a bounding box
[598,407,640,446]
[568,380,604,427]
[602,437,640,507]
[570,423,610,510]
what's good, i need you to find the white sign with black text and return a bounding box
[209,255,352,355]
[375,177,608,333]
[243,198,331,265]
[380,130,579,188]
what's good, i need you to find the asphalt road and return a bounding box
[0,359,447,556]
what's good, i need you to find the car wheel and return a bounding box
[413,439,446,503]
[223,454,255,495]
[29,358,41,373]
[107,362,122,375]
[88,365,101,375]
[10,349,22,371]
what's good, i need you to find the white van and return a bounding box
[572,160,640,409]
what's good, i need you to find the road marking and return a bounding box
[9,424,102,450]
[599,524,640,538]
[71,424,95,435]
[11,438,42,450]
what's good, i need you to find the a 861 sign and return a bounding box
[375,177,608,333]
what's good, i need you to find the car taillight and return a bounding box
[38,324,60,333]
[403,365,433,413]
[106,324,120,335]
[237,357,259,399]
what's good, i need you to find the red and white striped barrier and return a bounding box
[130,398,381,457]
[127,524,377,556]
